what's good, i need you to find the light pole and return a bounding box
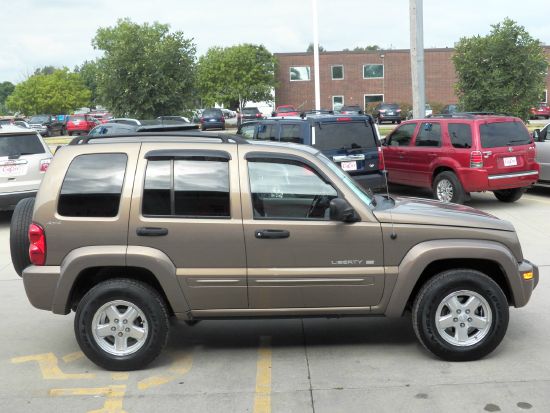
[312,0,321,110]
[410,0,425,119]
[380,53,385,102]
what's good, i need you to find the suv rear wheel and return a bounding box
[75,279,170,371]
[412,269,509,361]
[493,188,525,203]
[432,171,465,204]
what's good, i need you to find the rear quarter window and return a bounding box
[58,153,127,217]
[448,123,472,148]
[479,121,531,148]
[0,134,45,157]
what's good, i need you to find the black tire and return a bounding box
[68,132,73,136]
[9,197,35,277]
[412,269,509,361]
[75,279,170,371]
[397,119,402,124]
[493,188,526,203]
[377,116,382,125]
[432,171,465,204]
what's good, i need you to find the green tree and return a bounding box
[33,66,57,76]
[75,60,101,106]
[343,45,381,52]
[0,81,15,114]
[197,44,276,109]
[306,43,325,52]
[92,19,196,118]
[453,18,548,120]
[6,69,91,115]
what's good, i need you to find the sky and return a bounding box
[1,0,549,84]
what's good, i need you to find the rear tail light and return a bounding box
[378,146,385,171]
[200,117,205,123]
[39,159,50,172]
[396,109,401,113]
[470,151,483,168]
[29,223,46,266]
[255,113,261,118]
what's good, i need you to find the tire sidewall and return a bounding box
[433,171,465,204]
[414,271,509,361]
[75,279,168,370]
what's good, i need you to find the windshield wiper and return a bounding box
[506,138,528,145]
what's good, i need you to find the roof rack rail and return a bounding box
[432,111,513,119]
[68,131,249,145]
[300,109,334,118]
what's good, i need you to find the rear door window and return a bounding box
[387,123,416,147]
[58,153,127,217]
[314,121,377,151]
[256,124,277,141]
[280,124,303,144]
[448,123,472,148]
[415,123,441,147]
[480,121,531,148]
[0,134,45,157]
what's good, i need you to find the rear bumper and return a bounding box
[22,266,61,312]
[514,260,539,308]
[379,115,401,122]
[351,171,387,191]
[458,168,539,192]
[0,191,36,211]
[201,122,225,129]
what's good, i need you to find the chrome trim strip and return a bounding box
[255,278,365,284]
[333,154,366,162]
[488,171,538,180]
[194,279,240,284]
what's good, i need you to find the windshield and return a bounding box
[29,116,49,123]
[314,121,377,151]
[0,134,45,157]
[381,104,399,110]
[243,108,259,114]
[479,121,531,148]
[278,107,295,113]
[316,153,373,207]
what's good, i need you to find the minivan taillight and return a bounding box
[378,146,385,171]
[29,223,46,266]
[39,159,50,172]
[470,151,483,168]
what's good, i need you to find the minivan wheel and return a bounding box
[9,197,35,276]
[412,269,509,361]
[75,279,169,371]
[493,188,526,203]
[433,171,465,204]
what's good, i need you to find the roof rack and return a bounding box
[432,111,513,119]
[69,131,249,145]
[300,109,334,118]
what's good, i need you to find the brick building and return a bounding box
[274,47,550,111]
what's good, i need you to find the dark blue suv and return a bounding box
[236,112,385,191]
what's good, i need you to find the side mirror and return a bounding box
[329,198,360,223]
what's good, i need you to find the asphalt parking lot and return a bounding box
[1,187,549,413]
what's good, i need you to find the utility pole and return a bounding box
[312,0,321,110]
[409,0,425,119]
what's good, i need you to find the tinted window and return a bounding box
[248,160,337,220]
[142,158,230,218]
[448,123,472,148]
[239,123,257,139]
[415,123,441,147]
[203,109,222,117]
[58,154,127,217]
[480,122,531,148]
[387,123,416,147]
[381,104,399,110]
[280,124,303,144]
[256,124,277,141]
[243,108,260,115]
[314,122,377,151]
[278,106,295,113]
[29,116,49,123]
[0,134,45,157]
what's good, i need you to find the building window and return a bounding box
[332,96,344,111]
[364,94,384,107]
[290,66,311,81]
[331,65,344,80]
[363,64,384,79]
[542,90,548,103]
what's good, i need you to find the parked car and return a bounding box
[240,107,264,121]
[236,112,386,191]
[221,109,236,119]
[13,121,32,129]
[90,112,113,124]
[109,118,142,126]
[382,114,539,203]
[373,103,402,124]
[406,104,433,119]
[529,103,550,120]
[272,105,299,117]
[532,123,550,186]
[157,115,190,123]
[27,114,64,137]
[66,114,100,136]
[12,129,539,370]
[441,104,460,115]
[339,105,363,115]
[0,124,52,210]
[200,108,225,131]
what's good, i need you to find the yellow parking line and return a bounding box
[62,351,85,363]
[253,336,272,413]
[111,372,129,381]
[137,350,193,390]
[50,384,126,413]
[11,353,95,380]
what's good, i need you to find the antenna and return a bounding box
[378,130,397,240]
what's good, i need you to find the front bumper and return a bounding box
[0,191,37,211]
[515,260,539,307]
[379,114,401,122]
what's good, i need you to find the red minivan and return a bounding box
[66,115,100,136]
[382,114,539,203]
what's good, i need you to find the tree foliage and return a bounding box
[306,43,325,52]
[6,69,91,115]
[0,81,15,114]
[92,19,196,118]
[197,44,276,109]
[343,45,381,52]
[453,18,548,120]
[75,60,101,106]
[33,66,57,76]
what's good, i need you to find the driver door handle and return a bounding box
[255,229,290,239]
[137,227,169,236]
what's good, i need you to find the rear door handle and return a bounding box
[255,229,290,239]
[136,227,169,236]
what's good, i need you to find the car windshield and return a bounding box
[381,104,399,110]
[203,109,221,117]
[243,108,259,114]
[29,116,49,123]
[0,134,45,157]
[313,121,378,151]
[316,153,373,207]
[479,121,531,148]
[278,107,295,113]
[69,115,85,121]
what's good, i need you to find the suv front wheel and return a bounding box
[493,188,526,203]
[412,269,509,361]
[75,279,170,371]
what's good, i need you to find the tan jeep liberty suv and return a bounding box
[11,132,539,370]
